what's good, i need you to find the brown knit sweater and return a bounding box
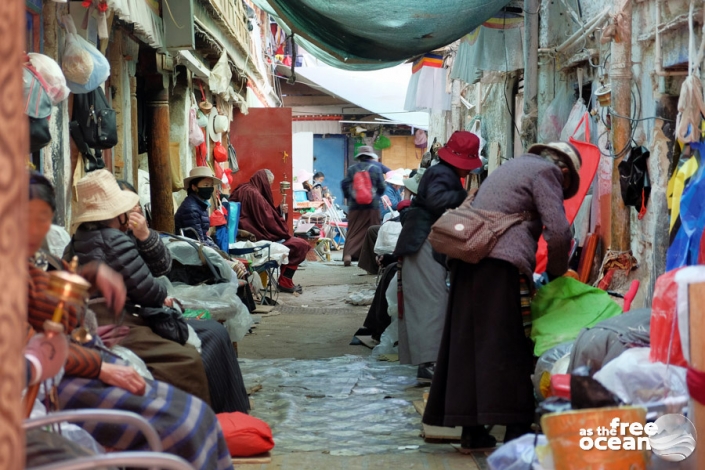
[472,154,572,278]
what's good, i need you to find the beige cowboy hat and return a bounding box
[208,109,229,143]
[183,166,221,190]
[198,99,213,114]
[71,169,140,231]
[527,141,582,199]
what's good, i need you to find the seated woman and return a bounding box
[66,170,248,413]
[230,169,310,294]
[174,167,220,247]
[27,172,233,470]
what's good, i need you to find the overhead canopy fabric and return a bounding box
[252,0,514,70]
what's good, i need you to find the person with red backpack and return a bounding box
[341,146,387,266]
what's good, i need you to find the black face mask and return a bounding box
[197,187,215,200]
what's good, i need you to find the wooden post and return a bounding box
[147,87,175,232]
[609,0,632,251]
[522,0,539,149]
[0,0,29,468]
[689,283,705,468]
[130,76,139,186]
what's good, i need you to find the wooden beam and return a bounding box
[147,86,175,232]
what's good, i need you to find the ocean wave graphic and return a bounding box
[649,415,697,462]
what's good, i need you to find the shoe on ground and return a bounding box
[417,363,435,383]
[277,283,297,293]
[459,426,498,452]
[343,255,352,267]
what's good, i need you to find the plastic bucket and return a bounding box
[541,406,648,469]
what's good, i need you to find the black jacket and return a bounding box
[394,161,467,257]
[66,227,171,308]
[174,193,215,247]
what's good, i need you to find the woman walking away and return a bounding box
[394,131,479,381]
[341,145,386,266]
[423,141,579,450]
[230,169,310,293]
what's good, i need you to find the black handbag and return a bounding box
[128,303,189,345]
[618,146,651,218]
[72,86,118,149]
[228,141,240,174]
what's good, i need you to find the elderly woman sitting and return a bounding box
[28,172,233,470]
[65,170,248,414]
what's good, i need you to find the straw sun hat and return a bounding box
[71,169,140,231]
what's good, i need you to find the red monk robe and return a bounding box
[230,169,310,292]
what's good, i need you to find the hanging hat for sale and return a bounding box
[385,171,404,186]
[71,169,140,232]
[208,110,229,143]
[527,141,582,199]
[437,131,481,171]
[354,145,379,161]
[199,99,213,114]
[403,167,426,195]
[183,166,222,190]
[196,109,208,128]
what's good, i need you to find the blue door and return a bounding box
[313,134,348,209]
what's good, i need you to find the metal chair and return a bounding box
[229,243,279,305]
[24,409,183,470]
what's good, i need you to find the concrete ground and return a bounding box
[236,256,485,469]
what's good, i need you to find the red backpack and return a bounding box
[351,164,374,205]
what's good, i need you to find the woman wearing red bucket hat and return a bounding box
[423,141,579,451]
[393,131,479,382]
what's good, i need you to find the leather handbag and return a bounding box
[127,303,189,345]
[428,189,537,264]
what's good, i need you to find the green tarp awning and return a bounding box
[253,0,514,70]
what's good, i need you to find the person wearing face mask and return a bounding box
[175,167,221,248]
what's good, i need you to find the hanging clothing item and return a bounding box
[404,53,452,112]
[450,10,524,85]
[251,0,513,70]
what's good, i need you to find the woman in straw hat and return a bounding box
[27,172,234,470]
[423,141,580,451]
[175,166,221,248]
[65,170,215,407]
[394,131,479,383]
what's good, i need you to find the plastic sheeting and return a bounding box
[239,356,427,455]
[252,0,513,70]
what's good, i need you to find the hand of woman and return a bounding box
[163,297,174,308]
[128,212,150,242]
[98,362,146,396]
[25,332,69,384]
[95,264,127,317]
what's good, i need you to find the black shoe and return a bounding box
[277,283,296,293]
[417,363,435,383]
[460,426,497,451]
[504,423,533,443]
[294,284,303,294]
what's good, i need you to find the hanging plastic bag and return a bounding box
[560,99,588,142]
[649,269,688,367]
[618,146,651,218]
[28,53,70,105]
[374,134,391,150]
[538,81,573,143]
[213,141,228,163]
[210,51,232,95]
[188,108,205,147]
[61,17,94,86]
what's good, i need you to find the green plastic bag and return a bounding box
[530,277,622,357]
[374,134,391,150]
[183,309,212,320]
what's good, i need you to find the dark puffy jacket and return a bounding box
[67,227,170,308]
[394,161,467,257]
[174,193,215,246]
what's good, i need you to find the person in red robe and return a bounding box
[230,169,310,293]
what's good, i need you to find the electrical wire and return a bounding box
[503,13,522,141]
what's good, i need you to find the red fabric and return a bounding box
[216,412,275,457]
[535,114,600,273]
[397,200,411,211]
[687,367,705,405]
[699,230,705,264]
[230,170,290,241]
[650,268,688,367]
[213,142,227,162]
[352,169,373,204]
[210,209,227,227]
[282,237,310,265]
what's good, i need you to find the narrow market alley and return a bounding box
[237,257,495,469]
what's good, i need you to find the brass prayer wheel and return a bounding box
[46,270,91,307]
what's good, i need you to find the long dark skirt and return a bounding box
[282,236,310,265]
[343,209,381,261]
[363,262,398,340]
[358,225,381,274]
[423,258,534,427]
[188,319,250,413]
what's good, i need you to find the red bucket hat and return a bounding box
[437,131,481,171]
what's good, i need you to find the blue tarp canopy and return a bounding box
[252,0,514,70]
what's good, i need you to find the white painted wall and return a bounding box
[292,132,314,188]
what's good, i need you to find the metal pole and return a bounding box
[522,0,539,149]
[610,0,632,251]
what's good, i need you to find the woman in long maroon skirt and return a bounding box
[423,142,581,450]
